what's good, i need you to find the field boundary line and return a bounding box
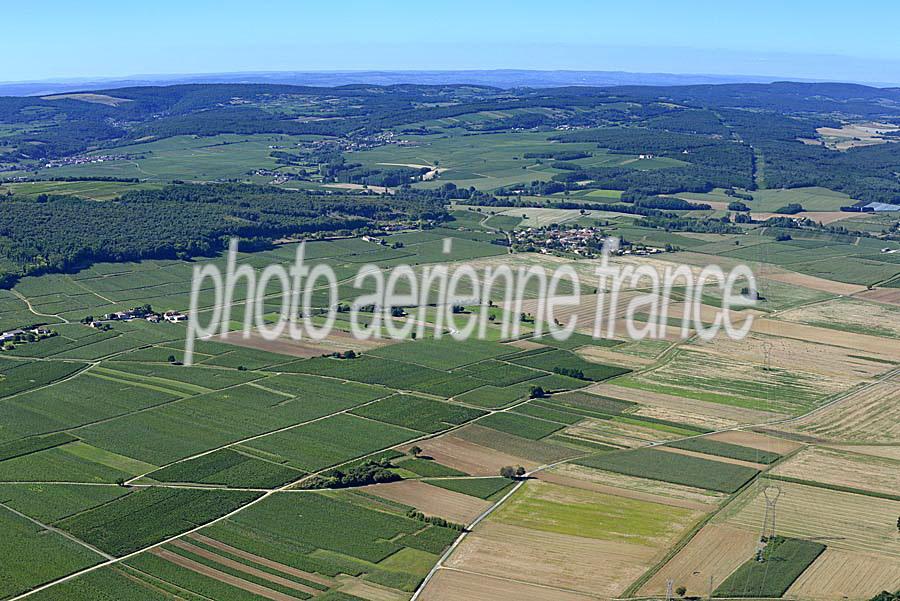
[0,501,114,561]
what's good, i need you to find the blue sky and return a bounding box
[5,0,900,83]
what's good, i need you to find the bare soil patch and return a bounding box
[364,480,491,525]
[150,548,298,601]
[212,328,390,358]
[855,287,900,307]
[707,430,804,455]
[445,521,659,597]
[420,568,597,601]
[402,434,538,476]
[765,269,866,295]
[639,523,758,597]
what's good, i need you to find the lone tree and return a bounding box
[676,586,687,597]
[409,445,422,457]
[529,386,546,399]
[515,466,526,478]
[500,466,516,480]
[167,354,177,364]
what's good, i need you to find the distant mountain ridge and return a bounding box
[2,69,889,97]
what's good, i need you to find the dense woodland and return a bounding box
[0,184,445,285]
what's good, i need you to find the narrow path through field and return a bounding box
[11,290,69,324]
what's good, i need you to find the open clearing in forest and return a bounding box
[770,445,900,496]
[364,480,491,525]
[639,523,759,598]
[786,548,900,601]
[782,381,900,443]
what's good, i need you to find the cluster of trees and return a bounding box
[635,215,743,234]
[405,509,465,531]
[302,458,400,489]
[0,183,447,287]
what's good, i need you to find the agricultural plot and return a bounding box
[508,348,631,381]
[56,487,260,556]
[0,441,143,483]
[424,477,513,500]
[576,448,759,493]
[365,480,491,524]
[783,381,900,443]
[366,338,512,370]
[243,413,418,472]
[786,548,900,601]
[350,394,485,433]
[0,359,86,400]
[0,483,131,523]
[395,456,467,478]
[476,411,565,440]
[442,480,702,598]
[145,448,305,488]
[712,537,826,598]
[458,359,542,386]
[776,296,900,338]
[666,437,782,464]
[404,432,541,476]
[770,445,900,497]
[0,506,104,600]
[615,332,880,416]
[716,479,900,559]
[454,424,582,464]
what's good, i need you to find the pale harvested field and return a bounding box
[751,318,900,362]
[855,287,900,307]
[548,464,725,508]
[564,418,682,448]
[589,383,783,424]
[577,344,656,368]
[785,549,900,601]
[775,297,900,339]
[537,467,713,511]
[633,405,742,431]
[402,434,538,476]
[765,269,867,295]
[505,338,546,351]
[784,381,900,443]
[707,430,804,455]
[694,330,894,381]
[335,575,411,601]
[151,548,296,601]
[42,92,132,106]
[420,568,597,601]
[364,480,491,525]
[656,445,768,470]
[771,446,900,495]
[718,480,900,558]
[213,327,391,357]
[445,521,658,597]
[639,524,759,597]
[825,444,900,460]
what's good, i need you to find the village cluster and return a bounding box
[510,225,668,257]
[81,305,187,328]
[0,325,55,350]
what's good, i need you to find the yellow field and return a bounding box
[785,381,900,443]
[771,445,900,496]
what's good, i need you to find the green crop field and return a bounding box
[666,437,781,464]
[145,448,304,488]
[477,411,566,440]
[57,487,260,556]
[424,477,514,500]
[508,348,632,381]
[351,394,485,433]
[576,448,759,493]
[713,537,826,598]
